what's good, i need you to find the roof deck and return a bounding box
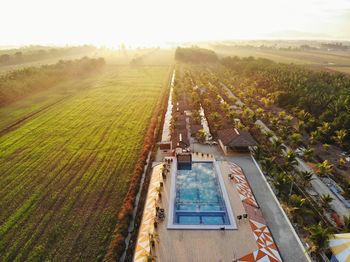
[154,159,258,261]
[133,153,282,261]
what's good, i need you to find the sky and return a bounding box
[1,0,350,47]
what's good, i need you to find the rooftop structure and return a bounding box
[217,128,257,154]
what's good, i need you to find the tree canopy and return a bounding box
[175,47,218,63]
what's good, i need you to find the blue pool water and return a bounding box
[174,162,230,225]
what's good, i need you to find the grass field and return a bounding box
[210,46,350,74]
[0,65,170,261]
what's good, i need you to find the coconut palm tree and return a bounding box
[303,146,315,161]
[317,160,333,177]
[264,131,274,140]
[260,157,276,174]
[297,170,314,188]
[318,122,331,136]
[322,143,330,153]
[252,146,264,160]
[288,194,309,225]
[196,129,207,143]
[296,120,305,133]
[285,115,293,125]
[310,130,321,144]
[342,215,350,232]
[284,151,298,171]
[333,129,347,148]
[273,172,291,197]
[227,110,237,123]
[290,133,302,149]
[320,194,333,210]
[271,138,284,155]
[256,107,265,117]
[338,157,347,169]
[307,222,331,256]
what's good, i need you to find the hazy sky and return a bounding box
[1,0,350,46]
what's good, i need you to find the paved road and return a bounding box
[229,155,310,262]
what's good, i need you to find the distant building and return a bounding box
[217,128,257,154]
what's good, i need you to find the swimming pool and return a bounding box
[168,161,236,229]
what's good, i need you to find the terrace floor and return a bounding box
[154,160,257,261]
[134,152,284,261]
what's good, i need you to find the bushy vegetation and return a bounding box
[175,47,218,63]
[0,57,105,106]
[0,45,97,66]
[0,65,169,261]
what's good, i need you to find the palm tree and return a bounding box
[260,157,276,174]
[209,112,220,125]
[318,122,331,136]
[317,160,333,177]
[285,115,293,125]
[271,138,284,155]
[337,157,347,169]
[303,146,315,161]
[333,129,347,148]
[297,109,311,121]
[289,194,308,225]
[310,130,321,144]
[196,129,207,143]
[273,172,291,197]
[270,117,279,128]
[264,131,274,140]
[342,215,350,232]
[252,146,264,160]
[320,194,333,210]
[221,102,230,114]
[297,170,314,188]
[296,120,305,132]
[227,110,236,123]
[307,222,331,256]
[284,151,298,171]
[290,133,302,149]
[322,143,330,153]
[256,107,265,117]
[278,111,286,119]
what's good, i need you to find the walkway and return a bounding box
[229,155,310,262]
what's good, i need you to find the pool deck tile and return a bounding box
[133,164,163,262]
[136,158,258,261]
[228,162,259,208]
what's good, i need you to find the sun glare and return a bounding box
[0,0,349,47]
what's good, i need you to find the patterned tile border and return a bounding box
[133,164,163,262]
[238,220,282,262]
[226,161,282,262]
[229,162,259,208]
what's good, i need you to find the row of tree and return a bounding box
[0,45,97,65]
[221,56,350,146]
[0,57,105,106]
[175,47,218,63]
